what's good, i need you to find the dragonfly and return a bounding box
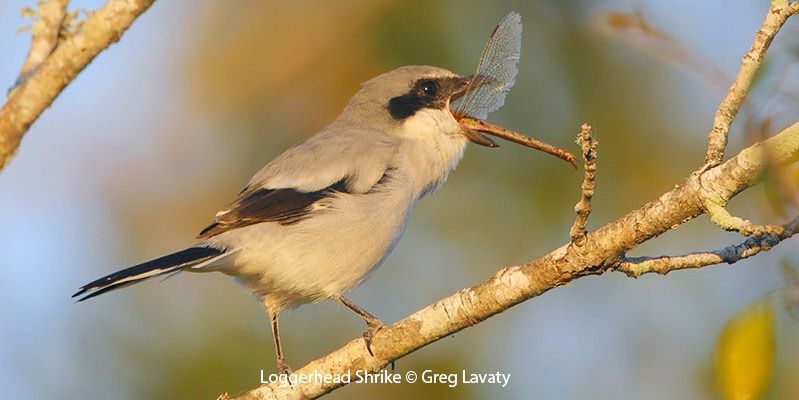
[452,12,576,167]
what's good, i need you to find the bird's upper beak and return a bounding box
[449,75,576,167]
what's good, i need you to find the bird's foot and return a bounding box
[335,295,386,356]
[276,357,293,376]
[363,317,386,356]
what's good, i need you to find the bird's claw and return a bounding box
[363,318,385,356]
[277,357,293,376]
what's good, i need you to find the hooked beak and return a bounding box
[449,75,576,168]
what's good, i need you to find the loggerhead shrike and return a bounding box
[73,13,569,373]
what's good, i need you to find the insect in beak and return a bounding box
[458,114,577,168]
[449,12,576,168]
[449,75,577,168]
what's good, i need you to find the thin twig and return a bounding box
[570,123,597,244]
[616,215,799,277]
[13,0,69,89]
[703,1,799,164]
[0,0,157,172]
[702,193,785,236]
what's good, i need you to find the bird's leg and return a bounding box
[265,305,292,375]
[337,296,385,356]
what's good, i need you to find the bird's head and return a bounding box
[335,66,576,166]
[334,66,463,138]
[343,66,487,143]
[336,66,512,146]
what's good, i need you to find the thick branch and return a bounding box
[0,0,156,171]
[704,1,798,164]
[617,215,799,277]
[229,121,799,399]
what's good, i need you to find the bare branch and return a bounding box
[704,1,799,164]
[701,116,799,236]
[0,0,156,172]
[617,215,799,277]
[229,120,799,399]
[13,0,69,89]
[570,123,597,244]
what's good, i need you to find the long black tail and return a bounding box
[73,246,224,302]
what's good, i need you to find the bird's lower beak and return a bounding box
[456,115,576,168]
[461,124,500,147]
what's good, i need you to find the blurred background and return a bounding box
[1,0,798,398]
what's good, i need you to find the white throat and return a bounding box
[392,108,468,198]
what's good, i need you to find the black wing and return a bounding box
[197,180,349,239]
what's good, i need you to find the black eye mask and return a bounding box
[387,77,466,120]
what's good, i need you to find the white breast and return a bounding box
[203,108,468,311]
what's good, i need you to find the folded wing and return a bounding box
[198,127,398,239]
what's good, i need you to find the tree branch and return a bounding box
[617,215,799,277]
[697,0,798,236]
[701,193,784,236]
[227,120,799,399]
[703,1,799,164]
[0,0,156,171]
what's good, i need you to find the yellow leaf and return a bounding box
[714,301,776,400]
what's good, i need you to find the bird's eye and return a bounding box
[420,80,438,96]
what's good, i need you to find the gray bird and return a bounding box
[73,14,563,373]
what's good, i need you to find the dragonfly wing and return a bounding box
[452,12,523,119]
